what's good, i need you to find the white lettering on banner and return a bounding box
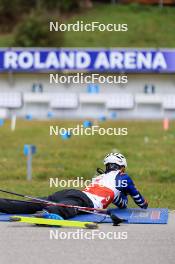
[94,52,110,69]
[3,50,167,71]
[45,52,60,68]
[110,52,123,69]
[152,52,167,70]
[18,52,33,69]
[4,51,18,69]
[60,52,74,68]
[137,52,152,69]
[35,52,45,69]
[125,52,136,69]
[76,52,91,69]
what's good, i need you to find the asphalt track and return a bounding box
[0,212,174,264]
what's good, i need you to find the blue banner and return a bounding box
[0,48,175,73]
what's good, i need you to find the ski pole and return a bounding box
[0,188,124,225]
[0,188,107,213]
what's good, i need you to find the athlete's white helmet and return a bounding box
[104,153,127,168]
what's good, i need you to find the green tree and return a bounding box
[0,0,36,32]
[41,0,76,11]
[13,12,64,47]
[0,0,18,31]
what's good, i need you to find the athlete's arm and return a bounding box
[112,192,128,209]
[127,176,148,209]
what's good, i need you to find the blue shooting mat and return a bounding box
[70,208,169,224]
[0,208,168,224]
[111,208,169,224]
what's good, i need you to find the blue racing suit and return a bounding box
[113,172,148,209]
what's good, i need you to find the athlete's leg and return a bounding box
[0,198,45,214]
[44,189,94,219]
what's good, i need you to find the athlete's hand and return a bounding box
[141,200,148,209]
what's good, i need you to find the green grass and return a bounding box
[0,4,175,48]
[64,4,175,48]
[0,119,174,209]
[0,34,13,47]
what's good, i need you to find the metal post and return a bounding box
[24,144,36,181]
[11,114,16,131]
[27,146,32,181]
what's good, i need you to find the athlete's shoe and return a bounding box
[34,210,64,220]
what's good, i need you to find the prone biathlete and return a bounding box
[0,153,148,220]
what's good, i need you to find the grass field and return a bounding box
[0,4,175,48]
[0,119,174,209]
[64,4,175,48]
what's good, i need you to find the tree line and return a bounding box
[0,0,94,32]
[0,0,95,47]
